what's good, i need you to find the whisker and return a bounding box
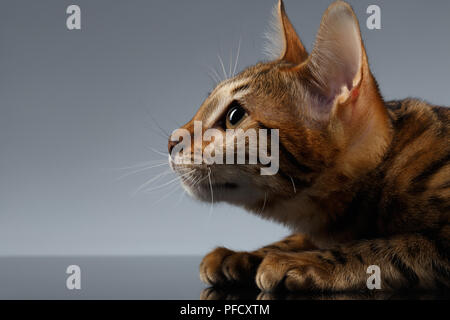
[193,172,210,188]
[107,160,168,171]
[183,169,198,185]
[189,175,201,188]
[143,169,195,193]
[116,162,168,180]
[149,147,169,158]
[229,47,233,80]
[154,183,182,206]
[208,66,222,84]
[175,188,187,206]
[142,109,172,141]
[233,37,242,77]
[207,70,220,86]
[149,114,171,139]
[259,192,268,214]
[289,176,297,194]
[217,54,228,80]
[145,126,169,141]
[132,169,173,195]
[207,167,214,219]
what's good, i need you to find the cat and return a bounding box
[168,0,450,292]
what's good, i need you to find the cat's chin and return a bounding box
[182,180,265,208]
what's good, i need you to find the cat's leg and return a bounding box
[256,230,450,292]
[199,234,316,287]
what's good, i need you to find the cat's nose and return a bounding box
[168,140,177,156]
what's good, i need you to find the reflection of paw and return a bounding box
[256,252,333,292]
[257,292,278,300]
[200,287,259,300]
[199,247,262,287]
[200,288,228,300]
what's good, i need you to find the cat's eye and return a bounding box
[226,101,247,128]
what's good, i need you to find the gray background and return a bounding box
[1,0,449,257]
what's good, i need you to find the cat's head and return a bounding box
[168,0,391,214]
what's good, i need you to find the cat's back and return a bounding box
[385,99,449,164]
[376,99,449,233]
[386,98,449,131]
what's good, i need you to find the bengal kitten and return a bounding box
[169,0,450,292]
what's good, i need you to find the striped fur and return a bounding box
[170,1,450,292]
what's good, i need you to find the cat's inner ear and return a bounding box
[302,1,364,109]
[267,0,308,65]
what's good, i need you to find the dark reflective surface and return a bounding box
[0,256,448,300]
[201,287,450,300]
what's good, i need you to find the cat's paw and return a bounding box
[255,251,334,292]
[199,247,262,287]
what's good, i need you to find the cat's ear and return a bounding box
[300,1,391,169]
[266,0,308,65]
[301,1,366,116]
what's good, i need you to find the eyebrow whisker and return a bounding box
[218,54,228,80]
[233,37,242,77]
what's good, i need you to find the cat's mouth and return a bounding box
[184,179,264,211]
[170,161,266,207]
[187,180,240,200]
[182,179,240,203]
[197,182,239,191]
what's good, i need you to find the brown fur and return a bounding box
[170,0,450,292]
